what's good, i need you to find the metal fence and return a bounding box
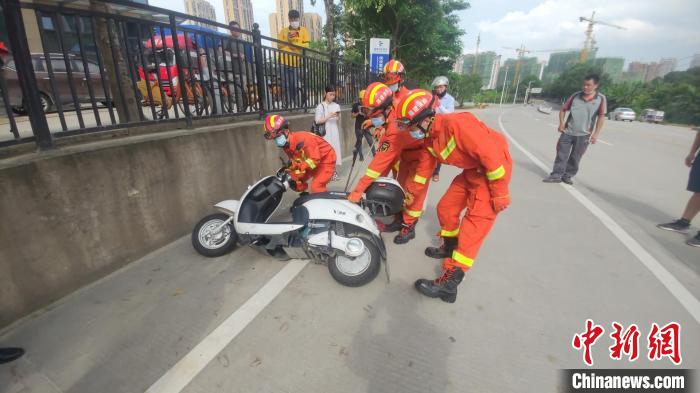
[0,0,371,150]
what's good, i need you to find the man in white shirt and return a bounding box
[431,75,455,182]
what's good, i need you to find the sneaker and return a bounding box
[657,219,690,234]
[561,177,574,185]
[686,232,700,248]
[542,176,562,183]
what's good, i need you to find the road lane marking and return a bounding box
[144,260,309,393]
[499,110,700,325]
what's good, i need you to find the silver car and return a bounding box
[609,107,636,121]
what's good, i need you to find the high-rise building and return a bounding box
[543,51,581,82]
[657,58,677,78]
[690,54,700,69]
[644,62,661,82]
[459,51,500,89]
[499,56,540,85]
[183,0,216,26]
[488,55,501,90]
[224,0,254,34]
[624,61,647,82]
[269,0,304,37]
[538,61,546,80]
[592,57,624,82]
[304,13,322,42]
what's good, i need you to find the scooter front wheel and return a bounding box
[192,213,238,257]
[328,232,381,287]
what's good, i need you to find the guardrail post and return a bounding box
[252,23,267,117]
[329,50,337,88]
[170,15,193,128]
[3,0,53,150]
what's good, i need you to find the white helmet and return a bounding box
[431,76,449,88]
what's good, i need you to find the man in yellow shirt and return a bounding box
[277,9,309,107]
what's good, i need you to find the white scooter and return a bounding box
[192,167,405,287]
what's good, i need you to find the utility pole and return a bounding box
[499,66,509,107]
[472,33,480,75]
[512,73,521,105]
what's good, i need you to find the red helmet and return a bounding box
[263,114,288,139]
[360,82,393,117]
[395,89,439,128]
[381,59,405,86]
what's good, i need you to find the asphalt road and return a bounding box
[1,105,698,393]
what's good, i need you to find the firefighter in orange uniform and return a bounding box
[395,90,512,303]
[263,114,336,193]
[347,82,436,244]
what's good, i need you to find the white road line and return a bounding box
[144,260,309,393]
[498,110,700,325]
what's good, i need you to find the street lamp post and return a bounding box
[499,66,509,107]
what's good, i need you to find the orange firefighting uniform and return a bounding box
[425,112,512,272]
[349,86,437,225]
[283,131,337,193]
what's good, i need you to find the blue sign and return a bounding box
[370,53,390,74]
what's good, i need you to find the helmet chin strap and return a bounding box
[417,116,435,136]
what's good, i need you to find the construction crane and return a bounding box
[579,11,626,62]
[502,45,579,88]
[471,33,481,75]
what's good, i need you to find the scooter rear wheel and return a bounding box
[192,213,238,257]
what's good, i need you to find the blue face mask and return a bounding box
[409,129,426,139]
[274,134,287,147]
[371,117,385,127]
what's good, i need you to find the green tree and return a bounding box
[341,0,469,84]
[447,72,481,107]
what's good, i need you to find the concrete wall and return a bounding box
[0,109,358,328]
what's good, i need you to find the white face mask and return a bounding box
[291,21,300,29]
[388,83,399,92]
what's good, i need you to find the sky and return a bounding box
[149,0,700,70]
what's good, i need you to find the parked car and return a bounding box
[608,107,636,121]
[641,108,664,123]
[1,53,108,114]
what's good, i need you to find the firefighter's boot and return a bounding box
[424,237,458,259]
[393,222,416,244]
[414,267,465,303]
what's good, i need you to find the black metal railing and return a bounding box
[0,0,371,150]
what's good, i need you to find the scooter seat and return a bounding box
[292,191,349,207]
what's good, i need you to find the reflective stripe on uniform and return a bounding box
[486,165,505,181]
[403,208,422,218]
[305,158,317,169]
[427,147,437,157]
[366,168,381,178]
[452,251,474,267]
[393,161,400,172]
[440,136,457,160]
[440,228,460,237]
[414,174,427,184]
